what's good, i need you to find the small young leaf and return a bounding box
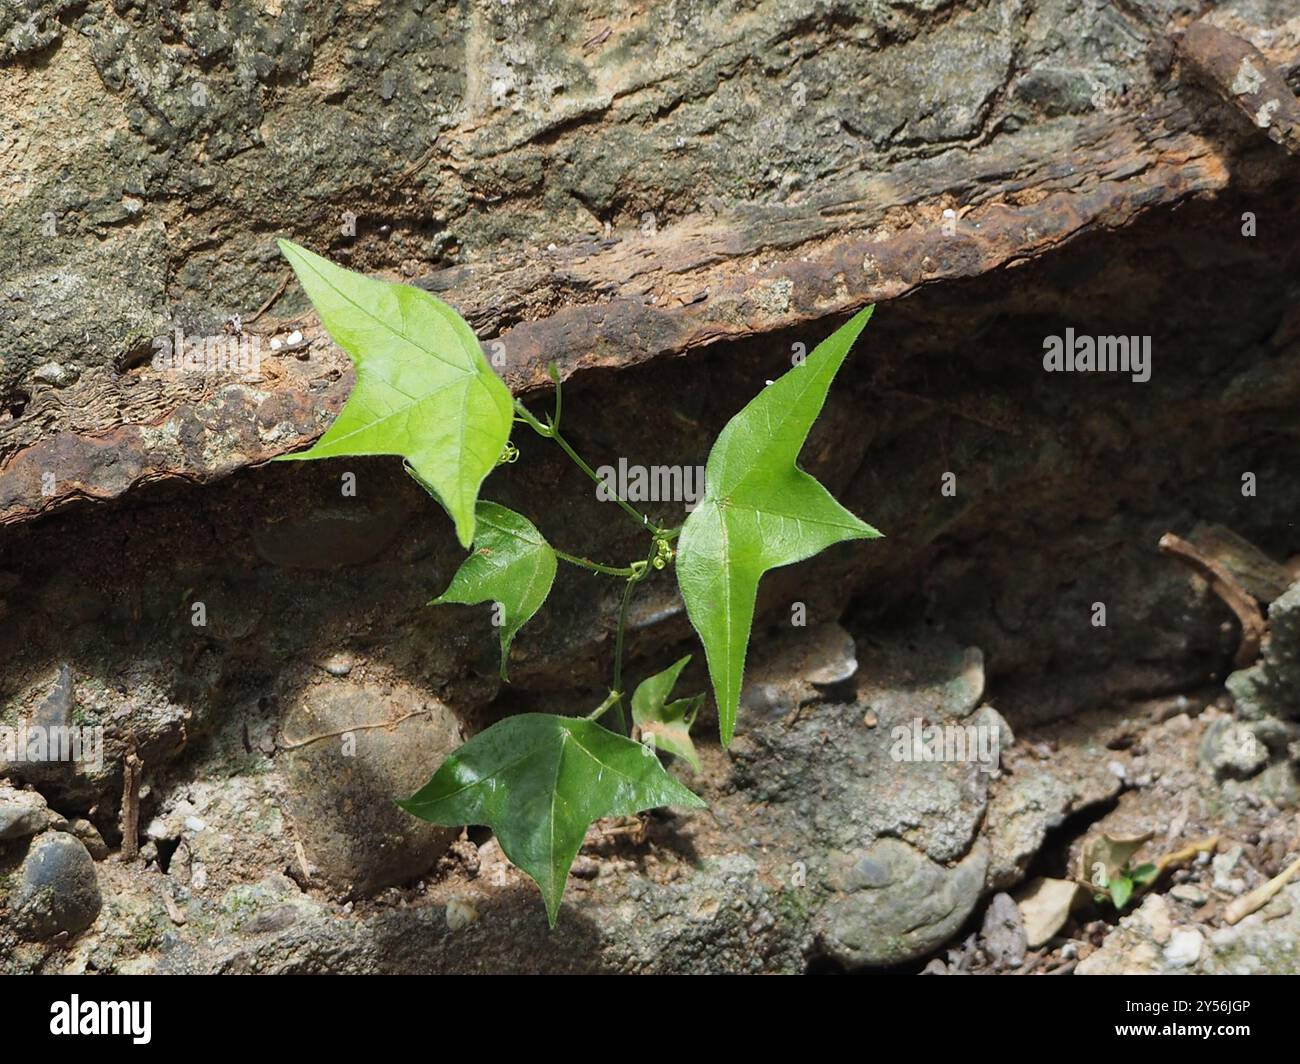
[676,306,881,745]
[1078,830,1154,886]
[276,240,513,548]
[1108,875,1134,910]
[1130,862,1159,887]
[398,713,705,925]
[430,502,557,679]
[631,655,704,772]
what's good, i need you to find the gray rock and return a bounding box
[815,838,988,969]
[32,662,73,731]
[738,622,860,721]
[979,892,1027,970]
[279,678,463,897]
[984,756,1124,889]
[1199,717,1269,781]
[732,636,997,866]
[0,784,53,841]
[66,818,109,861]
[32,361,79,388]
[1227,579,1300,725]
[1169,883,1208,906]
[9,831,102,940]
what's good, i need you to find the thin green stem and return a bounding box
[605,542,661,735]
[586,688,623,721]
[512,398,552,438]
[512,396,668,537]
[554,550,637,578]
[611,578,637,712]
[552,428,663,534]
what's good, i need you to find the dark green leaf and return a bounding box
[399,713,704,925]
[631,655,703,772]
[1130,862,1159,887]
[676,307,881,745]
[276,240,513,548]
[431,502,556,679]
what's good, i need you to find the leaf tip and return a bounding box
[276,238,310,269]
[454,514,476,550]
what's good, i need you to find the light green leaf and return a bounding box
[276,240,513,548]
[676,307,881,745]
[431,501,556,680]
[631,655,704,772]
[1108,875,1134,910]
[398,713,704,925]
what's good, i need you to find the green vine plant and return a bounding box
[275,240,882,924]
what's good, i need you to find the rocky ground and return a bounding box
[3,578,1298,973]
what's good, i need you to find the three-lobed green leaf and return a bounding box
[276,240,513,548]
[676,306,881,746]
[631,655,703,772]
[431,501,557,679]
[399,713,704,925]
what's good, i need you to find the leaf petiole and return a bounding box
[553,550,638,578]
[585,689,624,721]
[512,394,670,537]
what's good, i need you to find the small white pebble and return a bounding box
[446,896,479,931]
[1163,929,1203,968]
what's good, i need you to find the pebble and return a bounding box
[446,896,479,931]
[322,654,354,677]
[32,361,79,388]
[0,786,53,841]
[9,832,102,940]
[1170,883,1208,906]
[1212,847,1243,893]
[1163,928,1203,968]
[979,892,1027,970]
[67,818,109,860]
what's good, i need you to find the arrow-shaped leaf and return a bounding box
[276,240,513,548]
[431,501,557,679]
[399,713,705,925]
[631,655,703,772]
[676,307,881,746]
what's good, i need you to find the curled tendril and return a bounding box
[496,442,521,466]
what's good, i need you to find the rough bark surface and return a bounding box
[2,0,1297,524]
